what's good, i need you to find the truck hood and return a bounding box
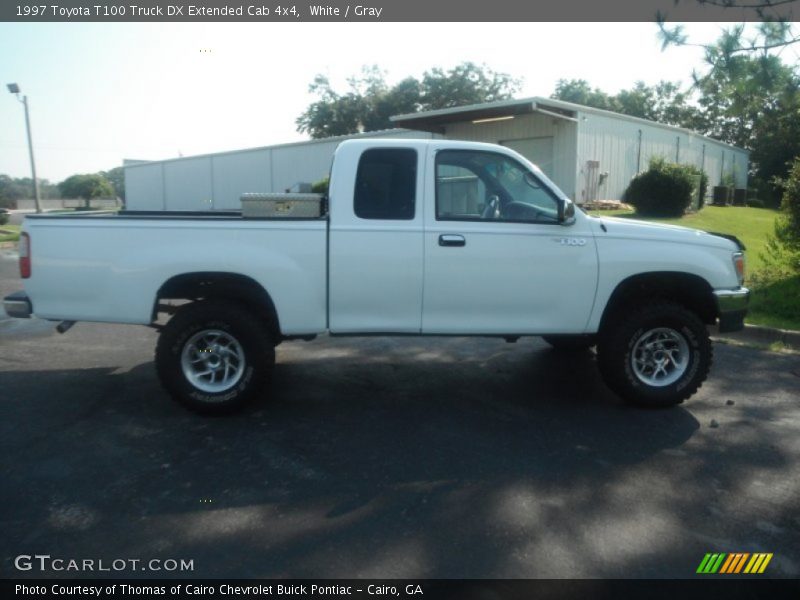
[594,216,741,251]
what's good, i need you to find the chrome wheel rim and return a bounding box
[630,327,690,387]
[181,329,245,393]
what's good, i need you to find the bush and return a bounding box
[623,157,696,217]
[0,211,8,226]
[772,156,800,270]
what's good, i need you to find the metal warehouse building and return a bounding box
[392,97,749,204]
[124,96,748,210]
[123,129,438,211]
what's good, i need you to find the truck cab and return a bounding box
[328,139,598,335]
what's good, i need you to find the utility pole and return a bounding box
[7,83,42,213]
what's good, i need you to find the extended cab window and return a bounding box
[354,148,417,220]
[436,150,559,223]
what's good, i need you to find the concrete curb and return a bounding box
[710,323,800,352]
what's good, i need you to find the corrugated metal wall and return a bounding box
[125,163,165,210]
[575,111,749,203]
[125,110,749,210]
[212,149,272,208]
[124,129,437,211]
[443,114,578,200]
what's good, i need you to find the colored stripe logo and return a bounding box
[697,553,773,574]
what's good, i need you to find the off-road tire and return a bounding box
[155,300,275,415]
[597,302,712,408]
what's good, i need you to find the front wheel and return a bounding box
[597,302,712,408]
[155,300,275,415]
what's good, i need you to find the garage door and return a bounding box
[501,137,554,177]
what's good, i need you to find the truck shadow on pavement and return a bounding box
[1,336,797,578]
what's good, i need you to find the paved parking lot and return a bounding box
[1,249,799,578]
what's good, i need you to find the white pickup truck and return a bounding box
[4,139,749,413]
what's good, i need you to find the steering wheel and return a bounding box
[481,194,501,219]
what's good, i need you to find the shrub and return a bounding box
[623,157,695,217]
[771,156,800,270]
[0,211,8,226]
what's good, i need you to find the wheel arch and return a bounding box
[153,272,281,340]
[598,272,717,334]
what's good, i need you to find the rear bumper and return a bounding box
[714,287,749,333]
[3,291,32,319]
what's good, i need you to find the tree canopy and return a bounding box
[663,23,800,205]
[0,175,58,208]
[0,170,122,209]
[551,79,703,130]
[0,175,30,209]
[296,62,521,138]
[102,166,126,201]
[657,19,799,61]
[59,173,115,208]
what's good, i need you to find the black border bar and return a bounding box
[4,579,800,600]
[3,0,799,22]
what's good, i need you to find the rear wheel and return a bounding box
[155,300,275,415]
[597,302,711,408]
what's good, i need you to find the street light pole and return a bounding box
[7,83,42,213]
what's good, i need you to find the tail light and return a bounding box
[733,252,745,286]
[19,232,31,279]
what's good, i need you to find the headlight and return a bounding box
[732,252,745,286]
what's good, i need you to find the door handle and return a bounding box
[439,234,466,247]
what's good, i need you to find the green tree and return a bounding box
[296,62,520,138]
[616,81,704,129]
[657,20,799,64]
[102,166,125,200]
[59,173,114,209]
[773,157,800,269]
[689,30,795,148]
[419,62,520,109]
[552,79,702,130]
[552,79,618,111]
[0,175,58,207]
[296,72,372,139]
[0,175,27,208]
[659,24,800,206]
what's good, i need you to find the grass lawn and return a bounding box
[0,224,20,243]
[589,206,800,331]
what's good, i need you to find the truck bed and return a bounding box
[22,211,328,334]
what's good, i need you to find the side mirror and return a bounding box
[559,198,576,225]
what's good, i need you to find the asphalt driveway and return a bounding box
[1,249,799,579]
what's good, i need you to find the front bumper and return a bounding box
[714,287,749,333]
[3,291,32,319]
